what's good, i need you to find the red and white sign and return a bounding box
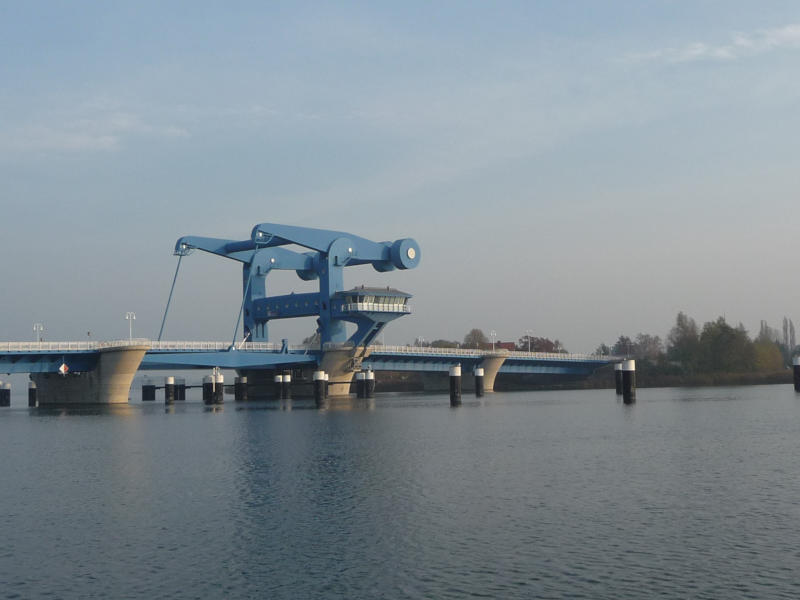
[58,363,69,376]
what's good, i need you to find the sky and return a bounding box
[2,1,800,352]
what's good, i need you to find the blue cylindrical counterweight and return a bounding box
[390,238,421,270]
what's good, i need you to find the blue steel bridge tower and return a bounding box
[172,223,421,347]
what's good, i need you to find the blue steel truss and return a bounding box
[172,223,421,347]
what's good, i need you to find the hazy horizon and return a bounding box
[2,1,800,352]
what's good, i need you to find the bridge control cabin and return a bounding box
[332,287,412,347]
[333,287,411,315]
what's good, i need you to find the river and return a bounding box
[1,385,799,598]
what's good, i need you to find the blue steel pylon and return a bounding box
[172,223,421,346]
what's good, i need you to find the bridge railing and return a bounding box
[0,339,151,352]
[340,303,411,314]
[370,345,484,356]
[367,345,616,361]
[1,339,622,362]
[150,341,317,352]
[506,351,621,361]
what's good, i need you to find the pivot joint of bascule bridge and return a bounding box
[164,223,421,397]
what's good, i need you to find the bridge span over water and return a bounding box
[0,221,619,405]
[0,340,617,404]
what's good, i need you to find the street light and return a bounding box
[125,312,136,340]
[490,330,497,351]
[525,329,533,352]
[33,323,44,342]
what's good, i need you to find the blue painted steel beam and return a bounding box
[172,223,421,347]
[140,351,318,370]
[253,293,320,319]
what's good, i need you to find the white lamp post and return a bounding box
[125,312,136,340]
[490,330,497,351]
[33,323,44,342]
[525,329,533,352]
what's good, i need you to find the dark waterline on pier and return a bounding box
[2,386,800,598]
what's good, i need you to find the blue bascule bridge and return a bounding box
[0,222,617,405]
[169,222,420,348]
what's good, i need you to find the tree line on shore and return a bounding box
[594,312,796,376]
[413,328,568,353]
[407,312,797,379]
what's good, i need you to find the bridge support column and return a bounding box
[33,344,149,405]
[313,371,326,404]
[479,351,509,392]
[365,370,375,398]
[28,380,37,407]
[319,347,372,397]
[622,359,636,404]
[474,367,485,397]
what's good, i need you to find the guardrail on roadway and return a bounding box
[0,339,151,352]
[1,340,622,362]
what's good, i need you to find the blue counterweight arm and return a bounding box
[251,223,421,271]
[174,236,255,263]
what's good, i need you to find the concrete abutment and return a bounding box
[32,345,149,405]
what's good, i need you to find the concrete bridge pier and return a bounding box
[32,344,149,405]
[319,346,372,397]
[478,351,509,392]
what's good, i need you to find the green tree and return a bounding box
[634,333,663,360]
[517,335,567,353]
[594,343,611,356]
[463,328,488,348]
[612,335,634,356]
[698,317,754,373]
[753,340,783,372]
[667,311,700,372]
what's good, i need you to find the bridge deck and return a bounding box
[0,340,620,375]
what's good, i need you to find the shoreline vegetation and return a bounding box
[396,313,798,391]
[375,368,793,393]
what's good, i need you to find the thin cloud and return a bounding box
[628,23,800,64]
[0,108,189,154]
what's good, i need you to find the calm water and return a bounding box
[2,386,800,599]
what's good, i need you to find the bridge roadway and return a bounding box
[0,340,616,377]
